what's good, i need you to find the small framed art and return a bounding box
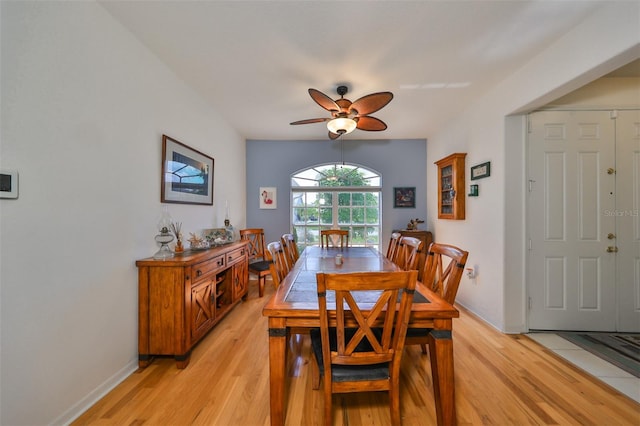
[393,187,415,208]
[260,187,277,209]
[161,135,214,205]
[470,161,491,180]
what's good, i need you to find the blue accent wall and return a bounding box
[246,138,428,249]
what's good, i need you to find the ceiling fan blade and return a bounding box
[356,116,387,131]
[309,88,340,112]
[349,92,394,115]
[328,131,341,140]
[290,118,329,125]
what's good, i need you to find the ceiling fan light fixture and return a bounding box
[327,117,357,135]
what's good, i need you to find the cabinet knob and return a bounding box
[196,270,202,277]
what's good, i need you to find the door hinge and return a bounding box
[528,179,536,192]
[528,239,532,251]
[527,116,533,133]
[610,110,618,119]
[528,297,532,310]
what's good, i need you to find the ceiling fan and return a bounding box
[290,85,393,140]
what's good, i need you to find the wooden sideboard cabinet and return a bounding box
[136,240,249,369]
[393,230,433,280]
[435,153,466,220]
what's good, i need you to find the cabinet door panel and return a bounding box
[191,278,215,343]
[232,259,248,300]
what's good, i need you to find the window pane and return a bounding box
[352,207,365,224]
[319,192,332,205]
[306,207,319,223]
[351,226,365,245]
[366,192,380,206]
[319,207,332,225]
[366,207,379,224]
[352,193,365,206]
[304,192,318,206]
[366,226,379,245]
[338,193,350,206]
[293,208,305,225]
[337,207,350,225]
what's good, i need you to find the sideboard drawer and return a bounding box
[192,254,225,283]
[226,247,246,266]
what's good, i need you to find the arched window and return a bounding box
[291,163,382,252]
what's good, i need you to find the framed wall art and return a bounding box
[393,187,415,208]
[259,187,277,209]
[470,161,491,180]
[161,135,214,205]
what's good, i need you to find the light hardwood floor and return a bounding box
[73,280,639,425]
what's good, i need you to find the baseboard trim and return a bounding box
[52,359,138,425]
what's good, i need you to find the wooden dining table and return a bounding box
[262,246,459,426]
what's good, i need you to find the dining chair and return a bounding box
[394,236,423,272]
[239,228,271,297]
[310,270,418,426]
[320,229,349,249]
[385,232,402,261]
[281,233,300,267]
[405,243,469,353]
[266,241,290,288]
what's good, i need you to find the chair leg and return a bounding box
[389,385,401,426]
[311,352,320,390]
[323,379,332,426]
[258,275,265,297]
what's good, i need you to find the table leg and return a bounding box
[268,318,287,426]
[428,320,456,426]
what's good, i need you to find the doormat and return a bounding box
[557,332,640,378]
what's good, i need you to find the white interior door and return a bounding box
[614,110,640,332]
[528,111,617,331]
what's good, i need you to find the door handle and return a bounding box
[607,168,616,175]
[606,246,618,253]
[607,233,616,240]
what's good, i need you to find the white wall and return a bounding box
[0,2,246,424]
[427,3,640,331]
[547,77,640,108]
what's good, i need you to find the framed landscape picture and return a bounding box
[394,187,415,208]
[161,135,214,205]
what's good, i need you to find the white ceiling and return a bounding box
[100,0,615,141]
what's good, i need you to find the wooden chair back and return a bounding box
[267,241,290,288]
[320,229,349,249]
[405,242,469,354]
[281,233,300,266]
[312,270,417,425]
[422,243,469,304]
[239,228,267,262]
[395,236,423,271]
[240,228,271,297]
[385,232,402,261]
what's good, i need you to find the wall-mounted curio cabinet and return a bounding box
[435,153,466,220]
